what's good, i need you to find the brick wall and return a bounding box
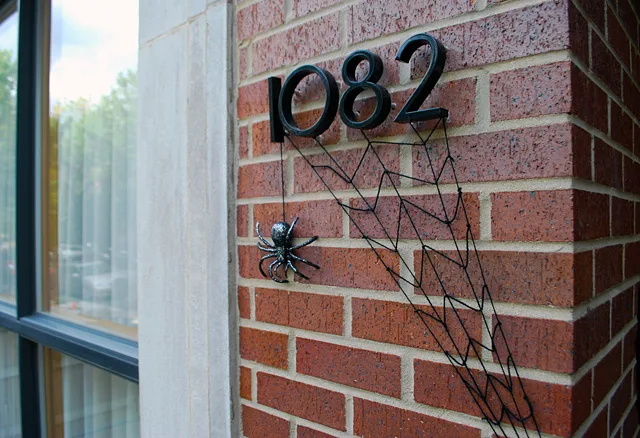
[234,0,639,436]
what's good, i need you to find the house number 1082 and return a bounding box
[268,33,447,142]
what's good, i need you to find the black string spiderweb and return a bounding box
[277,117,543,438]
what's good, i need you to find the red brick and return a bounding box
[610,372,633,433]
[617,0,639,47]
[574,190,610,240]
[593,343,622,406]
[572,67,608,133]
[414,249,592,307]
[238,286,251,319]
[238,207,249,241]
[413,359,591,436]
[349,192,480,242]
[611,103,633,151]
[575,0,605,32]
[491,190,609,242]
[252,13,341,74]
[255,288,343,335]
[573,124,593,180]
[569,3,589,65]
[594,139,623,189]
[413,124,578,185]
[293,144,400,194]
[584,408,608,438]
[492,190,610,242]
[624,157,640,195]
[625,241,640,278]
[490,62,572,121]
[238,161,284,199]
[238,79,271,119]
[293,0,341,17]
[595,245,623,294]
[297,426,336,438]
[609,6,631,69]
[353,398,481,438]
[347,78,476,141]
[295,246,400,291]
[379,2,567,70]
[612,197,634,236]
[592,30,621,96]
[348,0,473,44]
[253,200,342,238]
[252,114,340,157]
[635,123,640,156]
[622,404,639,437]
[239,245,269,280]
[296,338,401,397]
[623,73,640,119]
[257,372,346,430]
[352,298,482,355]
[612,289,635,335]
[239,126,249,159]
[623,325,637,369]
[242,405,289,438]
[634,50,640,86]
[239,327,288,369]
[494,316,574,373]
[491,190,574,242]
[237,0,284,41]
[574,302,611,367]
[240,366,252,400]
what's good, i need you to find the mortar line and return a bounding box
[240,49,571,89]
[240,319,584,385]
[243,0,553,63]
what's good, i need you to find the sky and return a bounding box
[0,0,138,104]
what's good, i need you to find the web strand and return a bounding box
[283,118,542,438]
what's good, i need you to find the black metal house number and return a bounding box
[268,33,448,142]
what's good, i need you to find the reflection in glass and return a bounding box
[0,329,21,438]
[0,10,18,303]
[42,1,139,338]
[44,349,139,438]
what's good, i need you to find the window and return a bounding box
[41,0,138,339]
[0,1,17,305]
[0,1,140,437]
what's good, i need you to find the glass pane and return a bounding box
[0,9,18,304]
[42,1,139,338]
[44,349,139,438]
[0,329,21,438]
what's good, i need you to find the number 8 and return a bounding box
[339,51,391,130]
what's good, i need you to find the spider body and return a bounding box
[256,217,319,283]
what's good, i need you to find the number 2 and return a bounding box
[394,33,448,123]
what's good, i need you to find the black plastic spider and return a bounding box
[256,217,320,283]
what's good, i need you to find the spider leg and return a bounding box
[270,260,288,283]
[258,243,277,252]
[284,261,291,278]
[291,236,318,250]
[273,261,289,283]
[286,217,299,240]
[258,254,277,277]
[290,253,320,269]
[256,222,275,248]
[287,261,309,280]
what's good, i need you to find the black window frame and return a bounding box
[0,1,139,437]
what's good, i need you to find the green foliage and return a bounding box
[0,49,17,244]
[52,69,138,250]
